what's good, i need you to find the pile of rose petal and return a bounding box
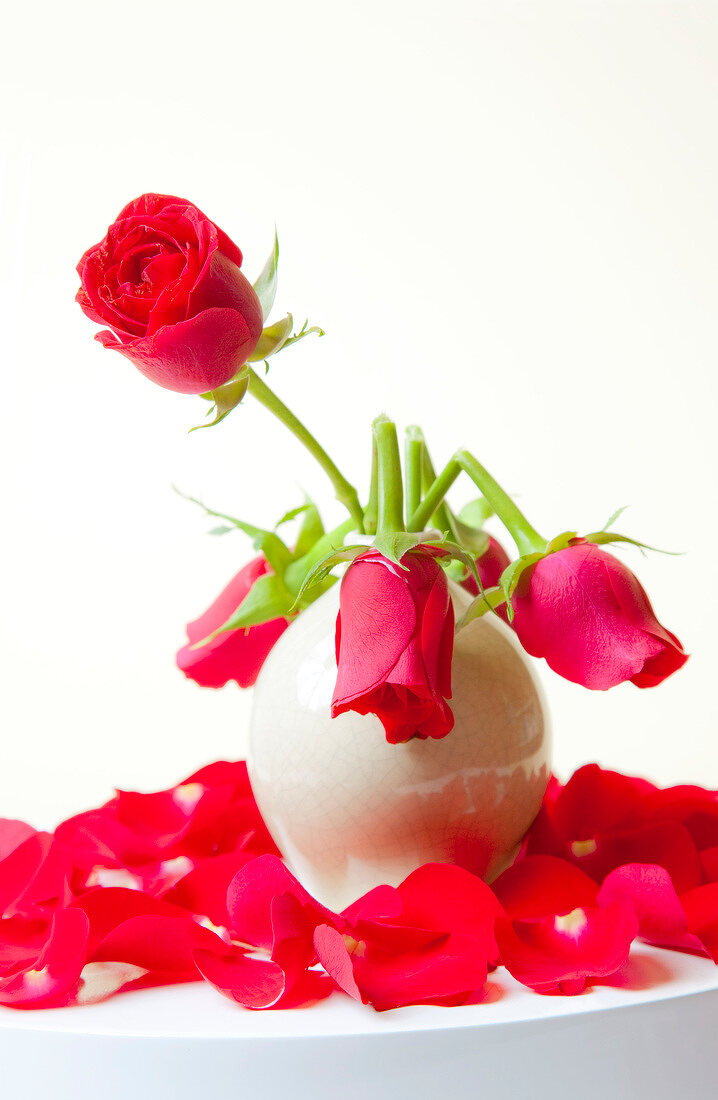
[1,761,717,1011]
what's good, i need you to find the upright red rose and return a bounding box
[509,540,687,690]
[331,548,455,743]
[177,556,289,689]
[76,193,263,394]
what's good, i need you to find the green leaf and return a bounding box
[458,498,494,528]
[275,503,312,527]
[584,531,681,556]
[248,314,294,362]
[451,518,490,557]
[429,539,482,587]
[546,530,579,554]
[274,498,326,559]
[208,572,294,636]
[190,373,249,431]
[291,544,367,608]
[174,489,292,575]
[600,506,629,532]
[284,519,356,592]
[499,552,546,622]
[293,501,325,559]
[456,586,508,631]
[373,531,428,565]
[253,230,279,322]
[208,525,233,536]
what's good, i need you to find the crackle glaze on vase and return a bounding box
[248,581,551,911]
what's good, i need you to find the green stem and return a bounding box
[247,368,364,532]
[421,446,458,540]
[409,458,462,532]
[363,434,379,536]
[373,416,405,536]
[456,450,546,555]
[409,449,546,556]
[405,427,423,530]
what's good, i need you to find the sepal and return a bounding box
[190,373,249,431]
[290,544,367,608]
[456,586,507,630]
[248,316,324,366]
[248,315,294,361]
[253,231,279,322]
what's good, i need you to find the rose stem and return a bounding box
[408,449,546,557]
[373,416,405,536]
[420,442,458,540]
[247,368,364,532]
[404,426,424,530]
[363,433,379,535]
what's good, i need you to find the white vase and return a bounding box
[248,580,551,911]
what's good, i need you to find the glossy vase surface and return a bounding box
[248,581,551,910]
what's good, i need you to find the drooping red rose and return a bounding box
[176,556,290,689]
[509,540,687,690]
[76,193,263,394]
[462,535,511,595]
[331,548,455,743]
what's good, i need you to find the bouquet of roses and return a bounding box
[0,192,707,1016]
[77,193,686,741]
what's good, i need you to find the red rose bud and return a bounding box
[331,548,455,744]
[76,193,263,394]
[177,557,289,689]
[509,541,687,690]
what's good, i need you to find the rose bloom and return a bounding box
[331,548,454,743]
[509,540,687,690]
[76,193,263,394]
[177,556,289,689]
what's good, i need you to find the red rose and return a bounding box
[461,535,511,595]
[76,193,263,394]
[176,556,289,689]
[331,548,455,743]
[509,541,687,689]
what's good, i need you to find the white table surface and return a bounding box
[0,945,716,1099]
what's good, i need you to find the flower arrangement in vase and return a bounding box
[1,192,711,1015]
[76,194,685,908]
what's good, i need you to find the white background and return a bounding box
[0,0,716,828]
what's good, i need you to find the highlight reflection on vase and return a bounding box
[249,582,551,911]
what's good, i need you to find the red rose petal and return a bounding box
[313,924,363,1001]
[597,864,705,954]
[0,820,37,862]
[0,908,89,1009]
[493,856,598,919]
[681,884,718,962]
[496,900,637,995]
[194,944,286,1009]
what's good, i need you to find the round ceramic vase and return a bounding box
[248,580,551,911]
